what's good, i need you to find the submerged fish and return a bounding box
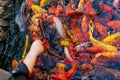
[95,51,120,58]
[84,1,96,16]
[95,22,108,39]
[89,20,117,51]
[40,0,51,8]
[103,32,120,44]
[107,20,120,31]
[31,4,46,15]
[81,16,88,33]
[77,0,85,12]
[28,0,33,8]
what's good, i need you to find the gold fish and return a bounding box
[12,59,19,70]
[63,24,79,44]
[60,39,70,47]
[103,32,120,44]
[40,0,50,8]
[20,35,29,63]
[31,5,46,15]
[31,15,39,26]
[79,0,85,6]
[81,16,88,33]
[95,51,120,58]
[78,0,85,12]
[89,20,117,51]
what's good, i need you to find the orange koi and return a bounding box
[99,2,120,17]
[28,0,33,8]
[81,16,88,33]
[29,25,39,39]
[48,6,56,14]
[99,2,115,13]
[55,5,63,17]
[70,19,82,40]
[107,20,120,31]
[50,61,77,80]
[95,22,108,38]
[66,4,79,18]
[86,46,103,53]
[84,1,96,16]
[12,59,19,70]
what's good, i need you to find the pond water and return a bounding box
[0,0,120,80]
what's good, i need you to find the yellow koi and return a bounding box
[63,24,79,44]
[78,0,85,11]
[89,20,117,51]
[79,0,85,6]
[20,35,29,63]
[95,51,120,58]
[60,39,70,47]
[40,0,50,8]
[103,32,120,44]
[31,4,46,15]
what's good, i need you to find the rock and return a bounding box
[0,18,9,27]
[0,26,8,41]
[0,0,10,7]
[0,10,12,20]
[0,69,12,80]
[0,7,4,15]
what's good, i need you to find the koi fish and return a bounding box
[56,63,66,74]
[86,46,103,53]
[63,24,79,44]
[84,1,96,16]
[81,16,88,33]
[48,6,56,14]
[65,4,79,18]
[78,63,94,72]
[95,51,120,58]
[12,59,19,70]
[60,39,70,47]
[29,25,39,39]
[55,5,63,17]
[89,20,117,51]
[31,5,46,15]
[99,2,115,13]
[103,32,120,44]
[70,19,82,40]
[31,15,39,26]
[64,47,73,61]
[95,22,108,38]
[28,0,33,8]
[53,16,67,39]
[107,20,120,31]
[113,0,119,9]
[40,0,50,8]
[77,0,85,12]
[50,61,77,80]
[99,2,120,17]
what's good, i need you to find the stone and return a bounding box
[0,7,4,15]
[0,0,10,7]
[0,69,12,80]
[0,18,9,27]
[0,26,8,41]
